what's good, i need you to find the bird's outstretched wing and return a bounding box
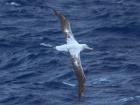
[71,54,86,98]
[53,9,78,44]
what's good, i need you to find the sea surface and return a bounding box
[0,0,140,105]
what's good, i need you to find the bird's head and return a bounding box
[83,44,93,51]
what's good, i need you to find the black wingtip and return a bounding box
[52,9,60,16]
[78,81,85,99]
[46,5,53,10]
[45,6,60,16]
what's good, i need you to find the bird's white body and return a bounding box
[55,42,85,57]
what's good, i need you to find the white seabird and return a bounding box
[53,9,93,98]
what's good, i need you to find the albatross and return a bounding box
[53,9,93,98]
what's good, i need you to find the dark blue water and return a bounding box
[0,0,140,105]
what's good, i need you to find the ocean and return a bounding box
[0,0,140,105]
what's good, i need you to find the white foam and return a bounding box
[99,78,109,82]
[135,96,140,98]
[118,96,140,102]
[9,2,20,6]
[62,82,76,87]
[120,97,134,102]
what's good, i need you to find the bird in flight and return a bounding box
[40,8,93,98]
[52,9,93,98]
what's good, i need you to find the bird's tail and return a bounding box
[40,43,53,48]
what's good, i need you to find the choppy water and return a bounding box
[0,0,140,105]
